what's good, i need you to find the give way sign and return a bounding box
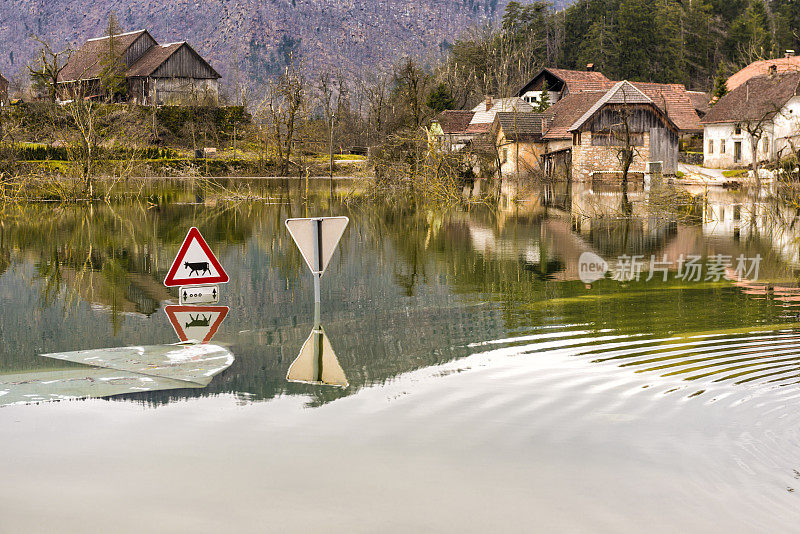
[285,217,349,275]
[164,227,229,287]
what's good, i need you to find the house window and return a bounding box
[734,141,742,163]
[708,139,714,154]
[720,139,726,154]
[734,124,742,135]
[501,148,508,164]
[763,137,770,154]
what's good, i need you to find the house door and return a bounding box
[734,141,742,163]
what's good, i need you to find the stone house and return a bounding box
[491,111,552,177]
[516,67,702,138]
[539,81,680,181]
[702,71,800,168]
[57,30,220,105]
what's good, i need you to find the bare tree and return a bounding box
[28,37,71,102]
[393,58,431,130]
[365,73,389,143]
[261,60,307,175]
[317,70,349,178]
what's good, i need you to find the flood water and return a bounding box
[2,177,800,532]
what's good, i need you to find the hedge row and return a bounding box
[15,145,180,161]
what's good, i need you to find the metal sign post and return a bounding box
[285,216,349,305]
[284,216,350,388]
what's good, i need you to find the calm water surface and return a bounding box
[1,178,800,532]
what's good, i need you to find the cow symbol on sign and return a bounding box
[185,314,211,328]
[184,261,211,277]
[163,227,229,287]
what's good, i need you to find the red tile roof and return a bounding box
[702,71,800,124]
[548,68,614,93]
[433,110,475,134]
[631,82,703,133]
[541,91,606,139]
[727,56,800,91]
[465,123,491,134]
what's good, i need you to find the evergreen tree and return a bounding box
[426,83,456,113]
[98,13,127,102]
[653,0,685,84]
[773,0,800,54]
[726,0,773,64]
[712,63,728,102]
[614,0,657,81]
[534,81,551,112]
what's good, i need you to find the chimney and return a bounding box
[541,117,550,132]
[769,64,777,78]
[485,95,493,111]
[586,63,595,72]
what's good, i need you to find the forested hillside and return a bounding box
[440,0,800,108]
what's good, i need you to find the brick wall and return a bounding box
[572,132,650,181]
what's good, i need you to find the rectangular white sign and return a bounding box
[179,285,220,305]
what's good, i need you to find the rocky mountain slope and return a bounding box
[1,0,572,90]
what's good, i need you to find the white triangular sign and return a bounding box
[285,217,349,275]
[164,305,229,344]
[286,327,348,388]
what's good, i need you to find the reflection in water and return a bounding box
[1,178,800,405]
[286,325,348,388]
[0,342,234,407]
[165,305,229,343]
[5,178,800,531]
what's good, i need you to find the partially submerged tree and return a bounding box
[317,71,349,178]
[260,59,307,175]
[392,57,431,130]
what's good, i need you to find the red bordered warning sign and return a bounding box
[163,227,229,287]
[165,305,229,344]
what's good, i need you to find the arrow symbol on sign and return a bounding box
[183,290,188,301]
[212,288,217,298]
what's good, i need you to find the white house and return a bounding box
[702,70,800,168]
[515,67,612,106]
[467,96,534,134]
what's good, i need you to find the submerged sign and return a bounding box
[164,227,229,287]
[165,305,229,344]
[285,217,349,276]
[287,326,348,388]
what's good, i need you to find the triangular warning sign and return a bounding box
[164,227,229,287]
[165,305,229,344]
[286,327,348,388]
[285,217,349,275]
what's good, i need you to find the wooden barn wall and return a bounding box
[583,106,666,134]
[124,33,157,67]
[648,127,678,174]
[152,46,217,79]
